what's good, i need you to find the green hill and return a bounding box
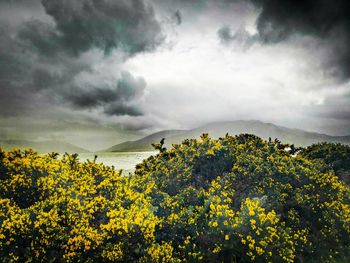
[104,130,187,152]
[0,139,89,153]
[105,120,350,152]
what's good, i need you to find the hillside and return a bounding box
[105,120,350,152]
[0,139,89,153]
[104,130,187,152]
[2,136,349,262]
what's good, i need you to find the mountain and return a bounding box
[104,120,350,152]
[0,139,89,153]
[104,130,187,152]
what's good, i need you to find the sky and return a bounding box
[1,0,350,150]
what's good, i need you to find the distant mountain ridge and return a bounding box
[104,120,350,152]
[103,130,187,152]
[0,139,89,153]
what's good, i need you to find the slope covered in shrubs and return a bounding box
[0,134,349,262]
[299,142,350,184]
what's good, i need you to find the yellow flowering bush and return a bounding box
[1,133,350,262]
[0,148,162,262]
[299,142,350,184]
[134,134,350,262]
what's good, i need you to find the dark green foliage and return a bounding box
[1,135,350,262]
[134,134,350,262]
[299,142,350,184]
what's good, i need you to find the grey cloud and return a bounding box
[64,72,146,116]
[2,0,164,57]
[0,0,29,2]
[250,0,350,80]
[0,0,159,120]
[104,103,143,117]
[309,90,350,122]
[0,24,40,116]
[324,111,350,121]
[218,25,258,49]
[17,19,63,57]
[116,71,146,100]
[2,0,350,136]
[26,67,146,116]
[218,26,234,43]
[41,0,163,56]
[66,88,117,109]
[314,108,350,122]
[151,0,208,10]
[173,10,182,25]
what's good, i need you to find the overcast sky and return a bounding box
[1,0,350,149]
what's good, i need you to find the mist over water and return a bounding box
[79,151,157,174]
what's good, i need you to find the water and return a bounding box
[79,151,157,174]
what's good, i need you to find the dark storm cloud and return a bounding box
[0,24,40,116]
[104,103,143,117]
[250,0,350,80]
[173,10,182,25]
[68,88,118,109]
[17,19,63,58]
[65,72,146,116]
[0,0,162,119]
[41,0,163,55]
[25,67,146,117]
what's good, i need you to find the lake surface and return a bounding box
[79,151,157,174]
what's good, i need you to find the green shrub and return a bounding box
[134,134,350,262]
[1,134,349,262]
[299,142,350,184]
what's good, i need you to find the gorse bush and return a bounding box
[0,149,159,262]
[0,134,349,262]
[134,134,350,262]
[299,142,350,184]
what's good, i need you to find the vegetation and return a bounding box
[0,134,349,262]
[299,142,350,184]
[105,121,350,152]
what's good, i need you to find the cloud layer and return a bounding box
[0,0,162,119]
[0,0,350,141]
[42,0,163,55]
[251,0,350,80]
